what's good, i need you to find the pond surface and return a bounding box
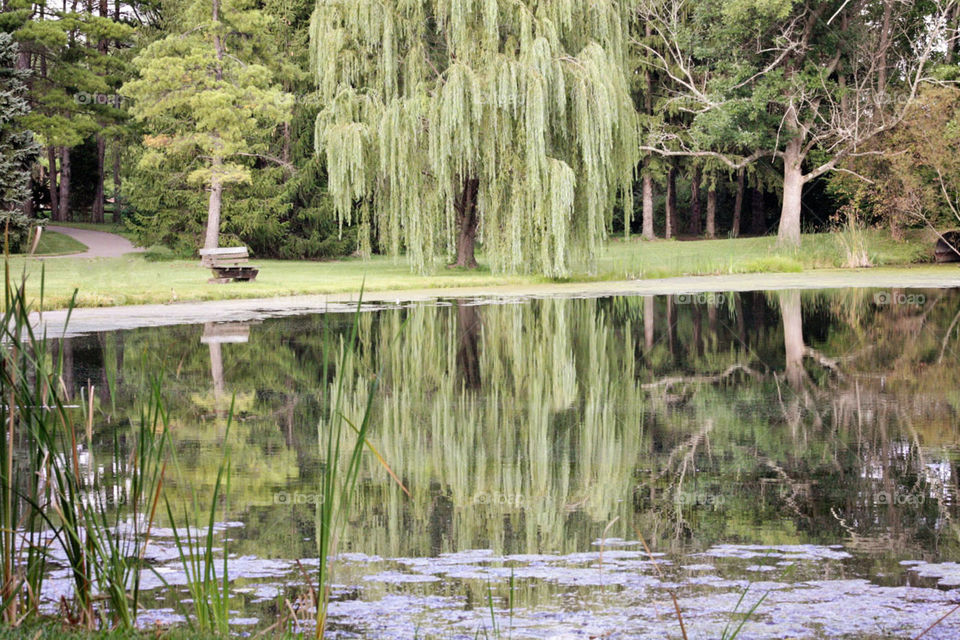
[44,287,960,638]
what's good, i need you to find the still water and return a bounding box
[46,288,960,638]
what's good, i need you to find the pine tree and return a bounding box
[311,0,639,276]
[122,0,292,252]
[0,32,39,249]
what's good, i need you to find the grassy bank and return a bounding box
[9,230,934,310]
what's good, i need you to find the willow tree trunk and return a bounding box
[456,302,482,389]
[46,146,59,217]
[57,147,70,222]
[778,139,804,247]
[92,135,106,223]
[688,166,701,236]
[453,177,480,268]
[642,173,654,240]
[706,185,717,239]
[731,168,744,238]
[204,160,224,251]
[665,167,677,239]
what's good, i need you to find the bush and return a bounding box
[142,244,178,262]
[0,210,35,253]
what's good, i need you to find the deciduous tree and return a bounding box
[311,0,639,276]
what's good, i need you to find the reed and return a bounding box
[164,401,233,635]
[313,292,408,637]
[0,247,169,630]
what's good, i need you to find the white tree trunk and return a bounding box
[777,140,804,248]
[204,159,223,251]
[642,174,654,240]
[779,290,806,390]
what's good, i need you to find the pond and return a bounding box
[39,287,960,638]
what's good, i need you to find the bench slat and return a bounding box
[200,247,249,257]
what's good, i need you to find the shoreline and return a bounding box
[31,266,960,337]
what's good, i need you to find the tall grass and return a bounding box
[0,261,406,636]
[164,404,233,635]
[0,251,169,630]
[313,293,408,637]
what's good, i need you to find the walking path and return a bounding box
[46,225,142,258]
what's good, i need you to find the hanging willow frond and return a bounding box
[311,0,639,276]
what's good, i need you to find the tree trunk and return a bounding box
[453,177,480,269]
[456,302,482,389]
[779,290,806,390]
[665,166,677,239]
[688,165,701,236]
[750,187,765,235]
[57,147,70,222]
[948,5,959,64]
[643,295,654,351]
[207,335,225,406]
[876,0,893,97]
[92,135,105,223]
[22,170,34,218]
[731,168,745,238]
[666,295,676,358]
[47,146,59,217]
[642,173,654,240]
[204,158,223,251]
[112,142,121,218]
[692,304,702,357]
[777,139,804,247]
[706,184,717,239]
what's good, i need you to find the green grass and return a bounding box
[14,231,88,256]
[5,230,935,310]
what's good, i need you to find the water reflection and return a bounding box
[43,288,960,636]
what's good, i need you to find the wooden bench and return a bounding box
[199,247,259,283]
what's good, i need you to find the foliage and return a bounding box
[311,0,640,276]
[121,0,293,251]
[829,85,960,234]
[0,32,38,250]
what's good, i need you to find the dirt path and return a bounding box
[46,225,142,258]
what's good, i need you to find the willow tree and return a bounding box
[310,0,639,276]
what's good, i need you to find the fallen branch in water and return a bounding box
[641,363,763,391]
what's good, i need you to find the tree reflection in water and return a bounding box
[47,288,960,626]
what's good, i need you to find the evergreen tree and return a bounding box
[311,0,640,276]
[0,32,39,250]
[122,0,292,252]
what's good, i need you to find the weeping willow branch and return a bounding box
[311,0,640,276]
